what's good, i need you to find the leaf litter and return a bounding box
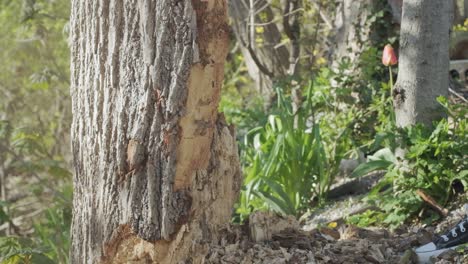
[204,206,468,263]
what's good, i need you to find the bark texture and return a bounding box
[70,0,241,263]
[388,0,463,25]
[394,0,452,127]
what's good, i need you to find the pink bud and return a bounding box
[382,44,398,66]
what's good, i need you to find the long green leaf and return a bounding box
[254,190,295,216]
[351,160,393,178]
[261,178,296,213]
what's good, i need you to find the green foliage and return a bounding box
[0,184,71,264]
[0,0,462,257]
[351,148,395,178]
[31,191,72,264]
[0,1,72,263]
[220,47,267,138]
[0,236,54,264]
[235,70,357,220]
[453,19,468,32]
[347,209,385,228]
[0,185,71,264]
[351,97,468,228]
[331,53,397,156]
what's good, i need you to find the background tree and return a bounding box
[70,0,241,263]
[228,0,290,99]
[228,0,336,104]
[394,0,452,127]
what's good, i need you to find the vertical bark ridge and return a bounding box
[71,0,239,263]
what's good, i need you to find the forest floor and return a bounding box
[205,202,468,264]
[204,179,468,264]
[202,84,468,264]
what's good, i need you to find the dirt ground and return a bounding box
[204,196,468,264]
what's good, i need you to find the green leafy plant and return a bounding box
[0,2,72,263]
[0,184,71,264]
[0,237,54,264]
[351,147,395,178]
[235,71,357,220]
[347,209,385,228]
[351,97,468,228]
[32,202,71,263]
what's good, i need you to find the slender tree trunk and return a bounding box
[465,0,468,18]
[228,0,289,98]
[387,0,403,24]
[70,1,241,263]
[0,117,10,235]
[331,0,374,67]
[394,0,452,127]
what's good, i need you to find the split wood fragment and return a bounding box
[416,189,449,217]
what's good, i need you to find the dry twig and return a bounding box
[416,189,449,217]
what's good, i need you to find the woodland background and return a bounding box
[0,0,467,262]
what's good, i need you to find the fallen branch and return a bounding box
[449,87,468,103]
[416,189,448,217]
[327,172,384,200]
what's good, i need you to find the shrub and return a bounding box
[235,71,357,221]
[351,97,468,228]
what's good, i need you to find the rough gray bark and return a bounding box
[387,0,461,25]
[394,0,452,127]
[70,1,241,263]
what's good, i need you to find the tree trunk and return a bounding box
[332,0,374,67]
[70,1,241,263]
[394,0,452,127]
[228,0,289,99]
[465,0,468,18]
[387,0,461,25]
[387,0,403,24]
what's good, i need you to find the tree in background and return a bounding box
[70,0,241,262]
[228,0,337,103]
[0,1,72,261]
[229,0,290,99]
[394,0,452,127]
[226,0,404,108]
